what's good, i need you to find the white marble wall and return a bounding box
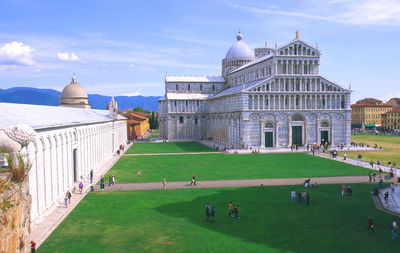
[24,120,126,225]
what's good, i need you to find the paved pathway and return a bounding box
[95,176,369,191]
[31,144,132,248]
[123,151,219,156]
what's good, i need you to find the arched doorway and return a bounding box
[73,148,78,182]
[291,115,305,146]
[264,122,274,147]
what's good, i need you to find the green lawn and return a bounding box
[106,153,373,183]
[125,142,215,154]
[149,130,159,139]
[339,133,400,167]
[38,184,397,253]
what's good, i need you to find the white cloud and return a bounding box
[121,92,142,96]
[0,41,34,65]
[57,52,81,61]
[229,0,400,25]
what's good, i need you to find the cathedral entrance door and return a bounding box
[292,126,302,146]
[264,132,273,147]
[321,131,329,145]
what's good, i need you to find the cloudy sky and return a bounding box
[0,0,399,101]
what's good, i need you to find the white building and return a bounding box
[159,31,351,148]
[0,77,126,224]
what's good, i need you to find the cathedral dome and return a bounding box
[225,32,254,59]
[59,76,91,109]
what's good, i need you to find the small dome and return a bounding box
[61,76,88,99]
[225,32,254,59]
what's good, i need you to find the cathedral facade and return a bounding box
[159,32,351,148]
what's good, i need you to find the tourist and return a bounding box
[138,170,141,180]
[342,184,346,197]
[384,191,389,205]
[391,183,395,194]
[190,175,196,186]
[290,189,296,204]
[378,176,383,189]
[373,172,376,182]
[108,175,112,186]
[205,203,211,222]
[390,168,394,178]
[64,194,68,207]
[31,241,36,253]
[297,191,302,204]
[79,182,83,194]
[228,201,233,217]
[368,172,372,183]
[344,153,347,160]
[392,218,398,239]
[306,192,311,205]
[301,191,306,205]
[90,169,93,184]
[67,190,71,204]
[100,176,105,190]
[234,205,240,220]
[162,178,167,190]
[367,216,374,233]
[111,175,115,185]
[370,160,374,168]
[211,206,216,223]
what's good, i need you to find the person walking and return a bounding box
[378,176,383,189]
[162,178,167,190]
[190,175,196,186]
[111,175,115,186]
[392,218,398,239]
[367,216,374,233]
[342,184,346,197]
[290,189,296,204]
[137,170,141,180]
[100,176,105,190]
[368,172,372,183]
[211,206,216,223]
[31,241,36,253]
[384,191,389,205]
[391,183,395,194]
[90,169,93,184]
[228,201,233,217]
[373,172,376,182]
[234,205,240,221]
[306,192,311,205]
[344,153,347,160]
[79,182,83,194]
[64,194,68,207]
[66,190,71,204]
[205,203,211,222]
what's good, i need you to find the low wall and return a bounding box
[0,176,31,253]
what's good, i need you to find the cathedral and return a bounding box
[159,31,351,148]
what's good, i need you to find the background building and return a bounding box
[387,98,400,108]
[381,107,400,130]
[123,111,150,140]
[159,31,351,148]
[351,100,393,128]
[0,77,127,225]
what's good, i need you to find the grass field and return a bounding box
[125,142,215,154]
[106,153,373,183]
[339,133,400,167]
[38,184,397,253]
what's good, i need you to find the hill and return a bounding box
[0,87,161,111]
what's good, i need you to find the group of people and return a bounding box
[228,201,240,220]
[291,189,311,205]
[367,216,399,240]
[63,190,72,207]
[205,203,216,223]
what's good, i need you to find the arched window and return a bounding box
[212,84,215,91]
[188,85,190,91]
[200,84,203,91]
[179,116,184,124]
[292,115,303,121]
[176,84,178,91]
[321,121,330,127]
[265,122,274,128]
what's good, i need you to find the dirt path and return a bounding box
[96,176,369,191]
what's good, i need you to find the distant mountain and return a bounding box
[0,87,161,111]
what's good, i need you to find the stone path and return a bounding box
[96,176,369,191]
[123,151,219,156]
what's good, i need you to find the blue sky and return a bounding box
[0,0,399,102]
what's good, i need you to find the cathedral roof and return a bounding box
[165,76,225,83]
[166,93,211,100]
[225,32,254,59]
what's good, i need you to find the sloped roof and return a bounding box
[229,53,273,75]
[0,102,125,130]
[166,93,212,100]
[351,102,392,107]
[165,76,225,83]
[211,79,270,99]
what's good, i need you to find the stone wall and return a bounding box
[0,176,31,253]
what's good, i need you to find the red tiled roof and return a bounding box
[351,102,392,107]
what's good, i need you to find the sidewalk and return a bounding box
[30,143,131,248]
[94,176,368,191]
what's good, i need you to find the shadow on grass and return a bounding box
[173,141,215,152]
[154,185,395,253]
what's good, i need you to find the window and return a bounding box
[176,84,178,91]
[188,85,190,91]
[174,101,177,106]
[186,101,188,106]
[197,101,199,107]
[195,118,198,125]
[212,84,215,91]
[179,116,184,124]
[200,84,203,91]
